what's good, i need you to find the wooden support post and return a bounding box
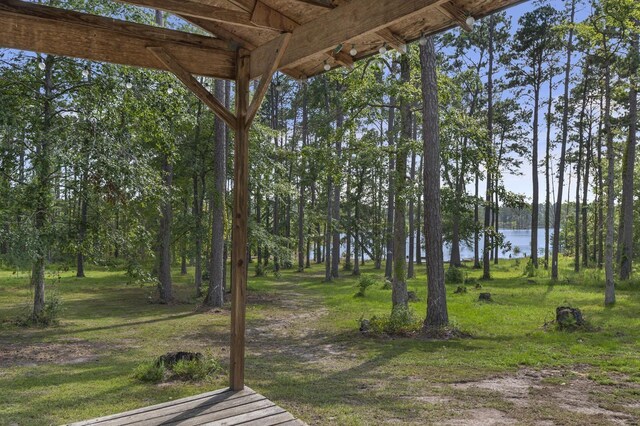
[230,49,250,392]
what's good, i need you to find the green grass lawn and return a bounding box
[0,258,639,425]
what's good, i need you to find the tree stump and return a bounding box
[454,286,467,294]
[359,319,371,334]
[479,293,492,302]
[555,306,585,330]
[407,291,419,302]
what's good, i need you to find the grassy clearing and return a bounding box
[0,258,639,425]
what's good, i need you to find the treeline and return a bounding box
[0,0,638,325]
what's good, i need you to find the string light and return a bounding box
[275,82,283,92]
[38,59,45,71]
[466,15,476,27]
[323,61,331,72]
[82,66,89,79]
[125,79,133,90]
[419,33,428,46]
[167,85,174,95]
[350,44,358,56]
[379,44,387,55]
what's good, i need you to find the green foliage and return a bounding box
[355,275,377,297]
[524,258,537,278]
[172,357,221,381]
[364,306,423,336]
[445,266,465,284]
[132,361,165,383]
[133,356,221,383]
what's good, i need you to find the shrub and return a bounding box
[15,293,62,327]
[445,266,464,284]
[133,355,221,383]
[133,361,166,383]
[523,258,537,278]
[363,307,422,336]
[382,279,392,290]
[172,358,221,381]
[255,263,265,277]
[355,275,377,297]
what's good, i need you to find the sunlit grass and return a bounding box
[0,257,638,425]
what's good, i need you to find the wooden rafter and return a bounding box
[250,0,448,79]
[288,0,335,8]
[0,0,236,79]
[438,1,473,32]
[147,47,238,129]
[183,16,257,50]
[246,33,291,124]
[376,28,408,54]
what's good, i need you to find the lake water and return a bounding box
[443,228,547,261]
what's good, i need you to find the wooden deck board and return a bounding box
[67,387,306,426]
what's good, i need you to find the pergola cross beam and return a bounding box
[147,47,238,130]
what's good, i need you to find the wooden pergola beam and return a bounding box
[438,1,473,32]
[147,47,238,130]
[0,0,236,79]
[246,33,291,125]
[376,28,408,53]
[250,0,447,79]
[120,0,297,32]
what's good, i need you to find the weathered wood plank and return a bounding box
[203,405,286,425]
[68,388,236,426]
[176,399,278,425]
[98,392,263,426]
[0,0,235,79]
[238,411,296,426]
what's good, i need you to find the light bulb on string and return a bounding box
[350,45,358,56]
[466,15,476,27]
[323,61,331,72]
[82,66,90,79]
[275,82,283,93]
[379,44,387,55]
[167,85,174,95]
[125,80,133,90]
[38,60,46,71]
[419,34,428,46]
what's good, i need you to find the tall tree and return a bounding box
[421,37,448,328]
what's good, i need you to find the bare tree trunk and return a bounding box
[205,79,226,307]
[325,176,332,282]
[474,173,480,268]
[575,64,589,272]
[545,74,553,270]
[604,59,615,305]
[416,156,423,266]
[32,54,55,319]
[392,56,411,310]
[158,154,174,303]
[551,0,576,280]
[421,38,448,328]
[331,100,343,278]
[298,83,308,273]
[483,15,496,280]
[620,32,638,281]
[582,110,592,268]
[385,97,396,279]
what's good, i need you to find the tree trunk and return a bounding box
[385,97,396,279]
[206,79,226,307]
[408,141,416,278]
[421,38,448,328]
[575,64,589,273]
[545,74,553,270]
[416,156,423,266]
[157,153,174,304]
[551,0,576,280]
[392,56,411,311]
[604,57,615,306]
[483,15,496,280]
[619,32,638,281]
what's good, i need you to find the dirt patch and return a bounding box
[449,368,639,425]
[444,408,517,425]
[0,339,101,367]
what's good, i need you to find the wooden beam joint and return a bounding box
[437,1,472,32]
[147,46,238,130]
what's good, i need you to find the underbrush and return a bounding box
[360,306,423,336]
[133,355,222,383]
